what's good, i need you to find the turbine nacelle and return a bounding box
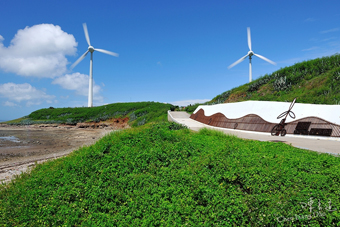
[248,51,254,57]
[88,46,95,53]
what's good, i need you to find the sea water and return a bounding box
[0,136,20,143]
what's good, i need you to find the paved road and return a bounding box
[168,111,340,155]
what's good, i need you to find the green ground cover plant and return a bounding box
[5,102,173,127]
[2,54,340,226]
[208,53,340,105]
[1,123,339,226]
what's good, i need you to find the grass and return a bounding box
[2,54,340,226]
[206,53,340,105]
[5,102,174,127]
[1,122,340,226]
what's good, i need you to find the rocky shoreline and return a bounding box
[0,116,130,130]
[0,118,130,183]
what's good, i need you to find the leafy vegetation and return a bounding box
[5,102,173,127]
[184,103,203,113]
[209,54,340,104]
[2,55,340,226]
[1,123,340,226]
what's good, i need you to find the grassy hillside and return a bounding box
[209,54,340,105]
[1,123,340,226]
[5,102,173,127]
[2,55,340,226]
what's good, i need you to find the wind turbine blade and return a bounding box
[253,53,276,65]
[95,48,119,57]
[83,23,91,46]
[70,50,89,69]
[228,54,249,69]
[247,27,252,51]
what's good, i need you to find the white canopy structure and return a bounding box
[194,101,340,125]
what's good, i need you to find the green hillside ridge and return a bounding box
[212,53,340,104]
[186,54,340,113]
[5,102,174,127]
[2,55,340,225]
[1,123,340,225]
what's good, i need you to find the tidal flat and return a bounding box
[0,125,112,183]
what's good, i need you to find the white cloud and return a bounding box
[3,101,18,107]
[322,37,336,42]
[320,28,339,34]
[0,83,55,106]
[304,18,316,22]
[302,46,319,51]
[0,24,77,78]
[52,72,103,102]
[169,99,210,106]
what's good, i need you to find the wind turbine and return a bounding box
[71,23,119,107]
[228,27,276,82]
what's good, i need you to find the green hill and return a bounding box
[212,54,340,104]
[186,54,340,113]
[5,102,174,127]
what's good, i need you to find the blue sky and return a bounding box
[0,0,340,121]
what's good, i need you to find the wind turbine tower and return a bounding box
[71,23,119,107]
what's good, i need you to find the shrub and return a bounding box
[168,122,187,130]
[185,103,202,113]
[247,75,271,92]
[273,76,292,91]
